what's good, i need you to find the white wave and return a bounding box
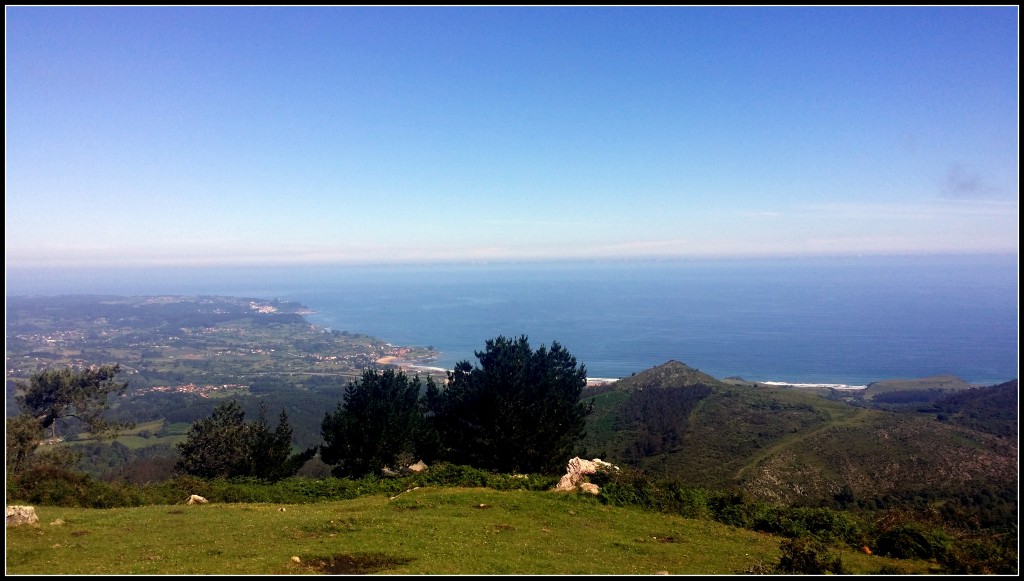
[760,381,867,390]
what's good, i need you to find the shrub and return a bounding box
[717,503,758,529]
[938,536,1018,575]
[706,489,758,528]
[666,485,714,520]
[278,476,359,501]
[788,506,864,546]
[775,537,845,574]
[7,464,151,508]
[751,505,800,537]
[409,462,492,488]
[595,466,658,509]
[9,465,93,506]
[875,523,951,560]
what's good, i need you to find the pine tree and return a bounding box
[426,335,592,474]
[174,399,249,478]
[320,368,429,478]
[16,364,132,439]
[175,400,312,480]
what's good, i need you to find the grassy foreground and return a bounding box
[6,487,930,575]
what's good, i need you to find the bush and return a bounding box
[717,503,758,529]
[875,523,950,560]
[409,462,492,488]
[8,465,93,506]
[788,506,864,546]
[938,536,1018,574]
[6,464,151,508]
[666,485,714,520]
[278,476,360,501]
[705,489,757,527]
[595,466,659,509]
[775,537,845,574]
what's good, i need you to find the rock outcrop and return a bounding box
[6,506,39,527]
[554,457,618,493]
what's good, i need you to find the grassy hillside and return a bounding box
[930,379,1018,438]
[5,487,930,575]
[580,362,1019,510]
[862,375,974,399]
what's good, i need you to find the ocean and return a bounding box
[6,254,1018,386]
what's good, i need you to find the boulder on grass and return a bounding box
[6,506,39,527]
[186,494,208,505]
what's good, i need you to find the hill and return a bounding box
[609,359,725,391]
[580,361,1018,513]
[929,379,1019,438]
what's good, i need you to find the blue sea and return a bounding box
[6,254,1018,386]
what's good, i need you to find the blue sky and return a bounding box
[5,6,1018,267]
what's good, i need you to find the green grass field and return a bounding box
[70,419,190,449]
[6,487,933,575]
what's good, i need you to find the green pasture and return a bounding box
[6,487,933,575]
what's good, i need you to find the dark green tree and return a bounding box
[425,335,592,474]
[320,368,429,478]
[16,364,132,439]
[247,404,288,480]
[247,404,315,480]
[174,399,311,480]
[174,399,249,479]
[5,413,44,474]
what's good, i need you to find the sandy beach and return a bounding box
[377,356,620,386]
[376,356,449,376]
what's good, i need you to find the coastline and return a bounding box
[376,356,449,377]
[376,356,621,387]
[372,355,980,393]
[758,381,868,390]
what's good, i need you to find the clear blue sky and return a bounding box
[5,6,1018,267]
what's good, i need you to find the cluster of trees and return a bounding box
[615,384,712,460]
[174,400,315,480]
[321,335,592,477]
[172,336,590,480]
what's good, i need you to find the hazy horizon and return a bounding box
[5,7,1018,268]
[5,253,1018,386]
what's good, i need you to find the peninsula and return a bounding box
[5,294,440,394]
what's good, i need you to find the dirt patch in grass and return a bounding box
[304,552,414,574]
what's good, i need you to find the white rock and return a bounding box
[554,457,618,492]
[6,506,39,526]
